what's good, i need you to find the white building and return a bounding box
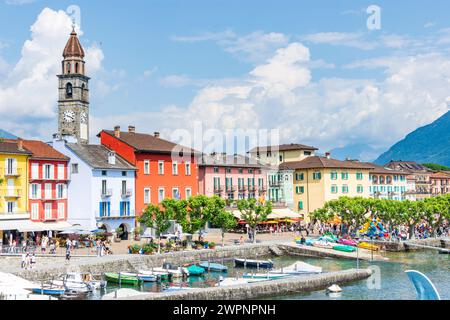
[368,164,408,201]
[52,136,136,238]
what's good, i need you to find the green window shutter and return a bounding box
[298,201,303,210]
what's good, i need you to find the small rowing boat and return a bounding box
[242,272,290,280]
[103,272,142,285]
[120,272,158,282]
[270,261,322,275]
[186,265,205,276]
[234,258,273,269]
[138,269,170,280]
[199,262,228,272]
[31,285,66,296]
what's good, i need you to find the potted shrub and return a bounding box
[114,227,123,242]
[209,241,216,250]
[128,244,141,254]
[134,226,142,241]
[142,244,154,255]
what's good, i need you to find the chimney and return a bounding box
[17,138,24,151]
[154,132,160,138]
[128,125,135,133]
[114,126,121,138]
[325,152,331,159]
[108,151,116,165]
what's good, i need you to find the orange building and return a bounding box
[98,126,200,216]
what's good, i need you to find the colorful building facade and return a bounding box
[430,171,450,196]
[367,164,408,201]
[99,126,199,216]
[281,156,374,220]
[0,140,31,243]
[198,153,268,201]
[52,136,136,236]
[22,140,70,223]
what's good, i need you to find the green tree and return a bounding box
[139,199,177,253]
[209,196,237,247]
[174,195,211,241]
[237,198,272,244]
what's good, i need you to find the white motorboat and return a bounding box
[138,269,171,280]
[242,272,290,280]
[153,266,189,278]
[51,272,106,293]
[327,284,342,293]
[270,261,322,275]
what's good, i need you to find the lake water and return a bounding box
[88,250,449,300]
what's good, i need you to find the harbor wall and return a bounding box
[372,238,449,252]
[114,269,373,300]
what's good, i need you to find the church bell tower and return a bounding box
[57,26,90,144]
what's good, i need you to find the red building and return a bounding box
[99,126,200,215]
[22,140,69,222]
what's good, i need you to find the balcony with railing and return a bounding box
[101,189,113,198]
[96,209,136,218]
[0,188,22,198]
[121,189,133,198]
[269,180,282,187]
[1,167,22,178]
[248,185,256,192]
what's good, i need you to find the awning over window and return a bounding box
[230,207,300,220]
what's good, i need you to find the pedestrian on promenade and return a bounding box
[65,247,71,261]
[66,238,72,251]
[25,253,31,270]
[30,254,36,269]
[21,252,26,269]
[41,236,47,254]
[96,239,101,256]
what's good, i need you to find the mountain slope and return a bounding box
[0,129,17,139]
[375,111,450,166]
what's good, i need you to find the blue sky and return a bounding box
[1,0,450,160]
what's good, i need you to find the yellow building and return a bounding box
[0,140,31,242]
[249,143,317,166]
[280,156,374,221]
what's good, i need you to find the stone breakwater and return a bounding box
[111,269,373,300]
[371,238,450,252]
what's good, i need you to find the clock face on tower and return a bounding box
[80,112,88,124]
[63,110,75,123]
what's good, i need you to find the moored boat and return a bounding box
[31,285,66,296]
[187,265,205,276]
[234,258,273,269]
[138,269,170,280]
[312,240,334,249]
[103,272,142,285]
[270,261,322,275]
[199,261,228,272]
[242,272,290,280]
[119,272,158,282]
[51,272,106,293]
[153,266,189,278]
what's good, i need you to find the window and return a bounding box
[313,172,322,180]
[6,202,15,214]
[356,172,363,180]
[213,177,221,191]
[238,168,243,174]
[144,160,150,175]
[101,180,107,195]
[298,201,304,210]
[248,169,254,174]
[57,184,66,199]
[185,162,191,176]
[30,184,40,199]
[304,151,312,156]
[226,178,233,191]
[185,188,192,199]
[226,168,231,174]
[341,172,349,180]
[99,202,110,217]
[44,203,52,220]
[58,164,65,180]
[44,183,52,199]
[120,201,130,216]
[31,203,39,220]
[248,178,255,187]
[357,185,364,193]
[295,186,304,194]
[279,155,283,162]
[158,161,164,175]
[31,163,39,179]
[121,181,127,195]
[172,161,178,175]
[144,188,151,204]
[66,83,73,98]
[266,151,272,157]
[158,188,165,203]
[58,203,65,219]
[172,188,180,199]
[213,167,219,173]
[71,163,79,174]
[331,185,338,194]
[295,173,304,181]
[102,170,107,176]
[44,164,54,180]
[122,171,127,177]
[342,185,349,194]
